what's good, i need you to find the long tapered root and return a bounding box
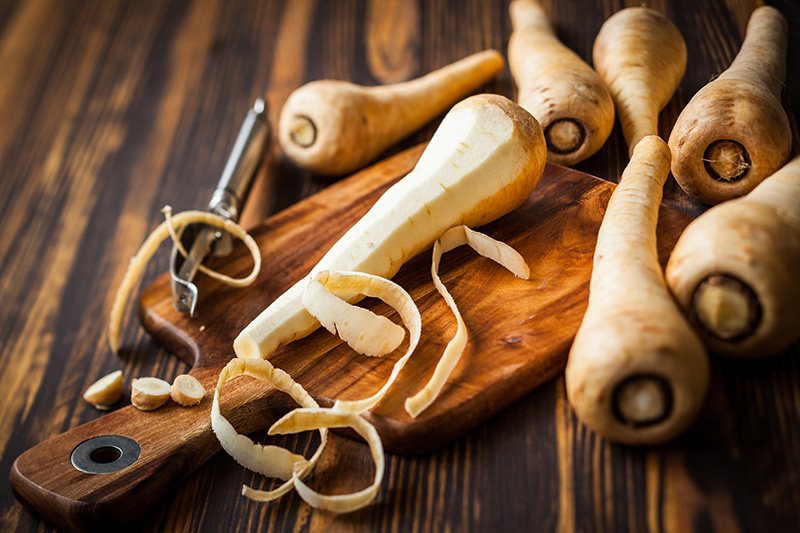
[668,6,790,204]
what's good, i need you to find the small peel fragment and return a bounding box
[108,206,261,353]
[303,270,422,415]
[404,225,530,418]
[83,370,124,410]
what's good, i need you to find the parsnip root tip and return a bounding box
[703,140,751,182]
[691,273,761,341]
[612,375,673,428]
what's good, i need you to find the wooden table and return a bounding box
[2,0,799,531]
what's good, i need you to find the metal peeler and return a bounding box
[169,98,269,315]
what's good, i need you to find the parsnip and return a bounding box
[592,7,686,154]
[508,0,614,165]
[235,94,546,361]
[666,155,800,357]
[565,136,709,445]
[131,377,171,411]
[668,6,791,205]
[171,374,206,406]
[278,50,505,176]
[83,370,124,410]
[566,9,708,445]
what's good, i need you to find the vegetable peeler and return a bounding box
[170,97,269,315]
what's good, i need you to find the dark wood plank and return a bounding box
[1,0,799,532]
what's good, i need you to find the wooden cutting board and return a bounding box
[10,144,692,531]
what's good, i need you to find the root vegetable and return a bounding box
[592,7,687,154]
[131,377,171,411]
[278,50,505,176]
[235,94,546,363]
[668,6,791,205]
[171,374,206,406]
[666,155,800,357]
[565,136,709,445]
[83,370,124,410]
[508,0,614,165]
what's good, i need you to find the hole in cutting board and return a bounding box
[70,435,141,474]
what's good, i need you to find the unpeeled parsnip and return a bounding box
[566,8,709,445]
[565,137,709,444]
[508,0,614,165]
[592,7,686,154]
[278,50,505,176]
[666,155,800,358]
[668,6,791,205]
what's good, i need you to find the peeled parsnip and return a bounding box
[508,0,614,165]
[278,50,505,176]
[592,7,687,154]
[668,6,791,205]
[565,137,709,445]
[236,94,546,360]
[666,155,800,358]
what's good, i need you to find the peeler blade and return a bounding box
[169,97,269,314]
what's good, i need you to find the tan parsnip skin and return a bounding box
[592,7,687,154]
[566,8,708,445]
[566,137,709,445]
[666,155,800,358]
[668,6,790,205]
[508,0,614,165]
[278,50,505,176]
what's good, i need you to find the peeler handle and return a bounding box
[208,98,270,222]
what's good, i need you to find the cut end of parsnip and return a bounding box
[704,140,751,182]
[131,377,171,411]
[692,273,761,340]
[612,375,672,427]
[545,119,586,155]
[83,370,124,410]
[171,374,206,406]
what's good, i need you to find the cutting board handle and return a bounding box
[10,392,219,531]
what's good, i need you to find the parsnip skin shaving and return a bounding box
[108,206,261,353]
[405,225,530,418]
[302,279,405,357]
[211,357,329,503]
[303,271,422,415]
[270,408,384,513]
[212,357,385,511]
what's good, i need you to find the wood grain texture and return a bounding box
[1,0,799,532]
[10,144,693,531]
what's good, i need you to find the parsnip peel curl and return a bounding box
[211,357,326,501]
[302,270,422,415]
[302,278,405,357]
[271,408,384,513]
[405,225,530,418]
[108,206,261,352]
